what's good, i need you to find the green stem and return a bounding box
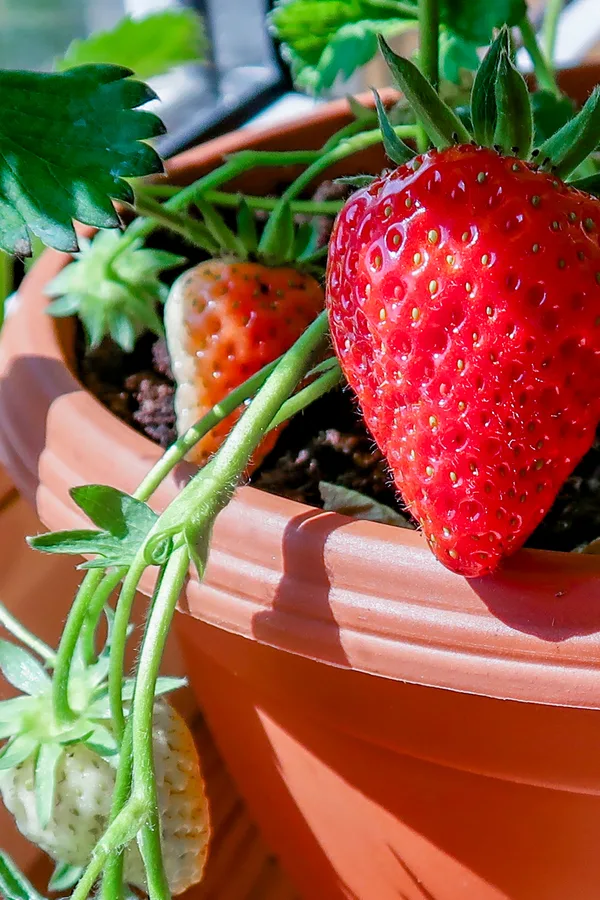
[541,0,563,70]
[80,568,126,667]
[418,0,440,91]
[71,795,148,900]
[131,189,219,253]
[53,569,106,724]
[118,150,322,259]
[0,601,55,665]
[258,125,418,256]
[206,191,343,216]
[269,362,342,430]
[520,15,560,97]
[107,554,151,743]
[130,546,190,900]
[99,718,134,900]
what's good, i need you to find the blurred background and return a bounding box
[3,0,600,160]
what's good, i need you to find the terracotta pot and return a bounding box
[2,69,600,900]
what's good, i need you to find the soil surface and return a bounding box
[77,326,600,553]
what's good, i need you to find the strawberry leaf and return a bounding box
[0,734,38,770]
[46,231,185,351]
[55,9,207,80]
[28,488,158,569]
[48,862,84,893]
[569,173,600,196]
[34,743,63,829]
[319,481,411,526]
[0,66,164,255]
[70,485,157,539]
[0,851,47,900]
[441,0,526,46]
[270,0,418,94]
[120,676,187,702]
[0,641,51,696]
[378,36,471,148]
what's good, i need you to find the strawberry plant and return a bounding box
[4,0,600,896]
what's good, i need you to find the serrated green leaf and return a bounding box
[48,861,84,893]
[270,0,417,94]
[471,27,509,146]
[56,9,206,81]
[70,485,157,539]
[372,88,414,165]
[35,743,62,829]
[319,481,411,526]
[538,87,600,179]
[493,48,532,158]
[0,66,164,255]
[0,641,50,696]
[378,36,471,148]
[0,735,38,770]
[439,31,479,85]
[531,90,574,145]
[0,851,47,900]
[441,0,526,45]
[45,230,184,351]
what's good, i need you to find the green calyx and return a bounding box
[374,29,600,187]
[0,610,185,830]
[45,230,185,351]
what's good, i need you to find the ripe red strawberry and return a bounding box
[166,260,324,466]
[326,144,600,576]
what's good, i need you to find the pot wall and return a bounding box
[2,72,600,899]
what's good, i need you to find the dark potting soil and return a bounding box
[77,325,600,554]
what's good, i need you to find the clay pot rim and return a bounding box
[9,76,600,711]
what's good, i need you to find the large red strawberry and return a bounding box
[327,145,600,577]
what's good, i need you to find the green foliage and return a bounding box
[28,485,159,570]
[55,8,207,80]
[0,66,163,255]
[531,90,574,144]
[270,0,417,93]
[271,0,527,95]
[539,87,600,178]
[440,0,526,45]
[45,230,184,351]
[319,482,410,526]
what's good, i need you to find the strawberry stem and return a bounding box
[129,546,190,900]
[0,601,56,665]
[418,0,440,92]
[132,188,219,253]
[541,0,563,70]
[519,14,561,98]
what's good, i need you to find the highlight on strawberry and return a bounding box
[2,0,600,896]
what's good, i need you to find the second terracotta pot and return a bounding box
[3,74,600,899]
